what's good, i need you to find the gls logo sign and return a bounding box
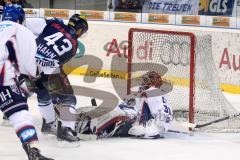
[199,0,235,16]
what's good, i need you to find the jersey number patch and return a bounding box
[44,32,72,56]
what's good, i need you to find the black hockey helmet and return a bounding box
[68,14,88,37]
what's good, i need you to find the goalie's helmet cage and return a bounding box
[141,71,163,88]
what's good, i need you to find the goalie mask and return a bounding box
[141,71,162,88]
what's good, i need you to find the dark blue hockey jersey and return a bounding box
[35,20,78,74]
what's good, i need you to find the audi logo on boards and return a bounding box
[160,41,190,66]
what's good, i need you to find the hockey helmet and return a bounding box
[68,14,88,37]
[141,71,162,88]
[2,4,25,24]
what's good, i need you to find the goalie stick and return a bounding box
[167,129,192,135]
[184,112,240,129]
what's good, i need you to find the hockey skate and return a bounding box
[128,123,145,137]
[129,118,165,139]
[57,121,80,142]
[41,118,57,135]
[22,143,54,160]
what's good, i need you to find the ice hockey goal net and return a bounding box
[127,28,240,132]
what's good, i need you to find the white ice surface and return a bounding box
[0,76,240,160]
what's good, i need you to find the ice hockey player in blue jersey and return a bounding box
[25,14,88,142]
[0,4,54,160]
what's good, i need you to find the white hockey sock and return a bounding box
[9,110,34,129]
[38,102,56,123]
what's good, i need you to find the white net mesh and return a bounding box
[128,28,240,132]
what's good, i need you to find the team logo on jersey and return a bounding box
[10,85,21,95]
[20,129,36,141]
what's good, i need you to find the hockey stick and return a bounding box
[184,112,240,129]
[167,129,191,135]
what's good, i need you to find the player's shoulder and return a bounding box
[25,17,47,25]
[43,18,67,32]
[44,18,77,38]
[25,17,47,36]
[9,21,36,38]
[0,21,17,38]
[44,18,66,31]
[45,18,64,25]
[0,20,18,31]
[0,21,35,45]
[14,21,33,32]
[144,86,166,98]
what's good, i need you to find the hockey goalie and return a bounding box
[76,71,173,139]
